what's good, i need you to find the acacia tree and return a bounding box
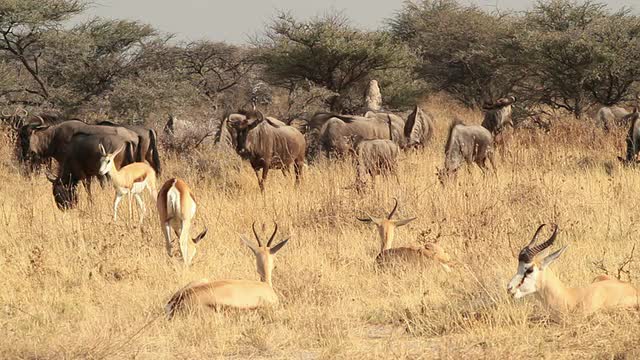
[257,12,414,111]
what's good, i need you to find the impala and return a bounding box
[98,143,158,223]
[358,199,452,272]
[157,178,208,266]
[165,222,289,318]
[507,224,640,314]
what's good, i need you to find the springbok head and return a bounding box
[98,143,125,176]
[357,199,416,251]
[507,224,567,299]
[240,222,289,286]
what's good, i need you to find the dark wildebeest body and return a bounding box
[48,133,135,210]
[319,114,404,157]
[96,120,161,175]
[353,115,400,187]
[403,105,434,149]
[481,96,516,136]
[437,119,496,184]
[18,120,139,170]
[617,108,640,165]
[228,110,306,192]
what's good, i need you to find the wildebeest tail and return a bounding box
[150,129,161,175]
[444,119,464,153]
[626,114,639,161]
[387,114,393,142]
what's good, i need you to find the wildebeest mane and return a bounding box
[444,119,464,154]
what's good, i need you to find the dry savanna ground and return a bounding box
[2,98,640,359]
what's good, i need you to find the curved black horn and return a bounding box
[529,224,558,255]
[526,224,546,248]
[519,224,558,262]
[388,198,398,219]
[252,221,263,247]
[266,222,278,247]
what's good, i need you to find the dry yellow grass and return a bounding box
[2,98,640,359]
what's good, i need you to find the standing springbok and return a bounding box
[157,178,208,266]
[357,199,452,272]
[165,223,289,318]
[98,144,158,223]
[507,224,640,314]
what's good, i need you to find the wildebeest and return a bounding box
[352,115,400,187]
[481,96,516,136]
[47,133,135,210]
[318,113,404,157]
[403,105,434,149]
[96,120,161,175]
[228,110,306,192]
[437,119,496,184]
[596,102,639,131]
[617,107,640,165]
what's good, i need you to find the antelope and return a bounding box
[165,223,289,318]
[98,143,158,223]
[157,178,208,266]
[357,199,452,272]
[507,224,640,314]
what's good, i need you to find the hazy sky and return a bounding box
[79,0,638,44]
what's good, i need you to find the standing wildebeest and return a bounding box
[228,110,306,192]
[403,105,434,149]
[596,100,640,132]
[437,119,496,184]
[318,113,404,157]
[481,96,516,136]
[617,108,640,165]
[47,133,135,210]
[96,120,161,175]
[353,115,400,187]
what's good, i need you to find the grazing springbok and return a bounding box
[358,199,452,272]
[157,178,208,266]
[352,115,400,188]
[165,223,289,318]
[228,110,306,192]
[617,107,640,165]
[507,224,640,314]
[481,96,516,136]
[98,144,158,222]
[437,119,496,184]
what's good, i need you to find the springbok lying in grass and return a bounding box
[165,222,289,318]
[98,144,157,223]
[157,178,208,266]
[358,199,452,272]
[507,224,640,314]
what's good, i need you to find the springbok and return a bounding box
[157,178,208,266]
[165,223,289,318]
[98,143,158,223]
[507,224,640,314]
[357,199,452,272]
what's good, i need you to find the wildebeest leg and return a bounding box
[113,193,123,221]
[98,175,108,189]
[254,169,263,191]
[260,167,269,192]
[134,193,145,224]
[83,178,93,203]
[163,221,174,257]
[294,161,303,186]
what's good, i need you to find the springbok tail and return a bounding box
[166,179,180,217]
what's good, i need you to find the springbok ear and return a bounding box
[240,234,258,254]
[269,238,289,255]
[98,143,106,156]
[393,217,417,227]
[617,156,627,163]
[541,246,568,270]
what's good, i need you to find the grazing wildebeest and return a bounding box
[47,133,135,210]
[403,105,434,149]
[96,120,161,175]
[318,113,404,157]
[17,119,139,171]
[353,115,400,187]
[617,108,640,165]
[228,110,306,192]
[437,119,496,184]
[481,96,516,136]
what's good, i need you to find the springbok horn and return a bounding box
[525,224,546,248]
[388,198,399,220]
[519,224,558,262]
[528,224,558,256]
[266,222,278,247]
[252,222,263,247]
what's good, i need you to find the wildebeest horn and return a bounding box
[257,111,264,122]
[266,222,278,247]
[252,221,263,247]
[519,224,558,262]
[387,198,399,220]
[35,115,44,126]
[1,108,11,117]
[17,108,28,117]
